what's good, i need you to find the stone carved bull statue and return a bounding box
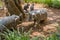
[29,8,47,27]
[0,15,19,31]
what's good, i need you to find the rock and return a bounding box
[29,8,47,26]
[0,15,19,31]
[23,3,30,13]
[30,3,34,11]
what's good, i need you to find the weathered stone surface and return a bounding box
[0,15,19,31]
[29,8,47,26]
[30,3,34,11]
[23,3,30,13]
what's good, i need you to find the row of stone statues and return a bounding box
[23,3,34,13]
[23,3,47,27]
[0,0,47,32]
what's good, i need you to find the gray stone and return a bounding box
[0,15,19,31]
[29,8,47,26]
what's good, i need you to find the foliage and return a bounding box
[43,0,60,8]
[0,29,41,40]
[24,0,60,8]
[52,0,60,8]
[43,0,52,7]
[24,0,43,3]
[44,34,60,40]
[0,27,60,40]
[0,28,40,40]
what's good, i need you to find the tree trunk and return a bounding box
[4,0,25,21]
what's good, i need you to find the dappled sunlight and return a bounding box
[48,17,54,20]
[0,2,60,37]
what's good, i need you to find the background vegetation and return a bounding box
[24,0,60,8]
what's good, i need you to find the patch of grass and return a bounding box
[0,27,60,40]
[0,29,29,40]
[0,28,40,40]
[45,34,59,40]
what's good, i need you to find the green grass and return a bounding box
[0,27,60,40]
[24,0,43,3]
[0,28,30,40]
[0,28,40,40]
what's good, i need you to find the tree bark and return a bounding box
[4,0,25,21]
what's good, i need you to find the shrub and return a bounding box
[0,27,60,40]
[24,0,43,3]
[0,28,29,40]
[24,0,60,8]
[0,28,40,40]
[52,0,60,8]
[42,0,60,8]
[43,0,52,7]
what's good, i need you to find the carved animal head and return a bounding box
[11,15,19,21]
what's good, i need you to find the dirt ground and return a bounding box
[0,4,60,37]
